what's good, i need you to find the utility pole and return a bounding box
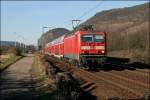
[41,26,51,49]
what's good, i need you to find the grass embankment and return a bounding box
[0,53,22,72]
[32,54,93,100]
[32,54,54,100]
[32,54,46,80]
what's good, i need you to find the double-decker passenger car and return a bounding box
[44,35,65,58]
[44,29,107,68]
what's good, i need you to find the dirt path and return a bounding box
[0,54,36,100]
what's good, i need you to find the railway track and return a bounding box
[125,69,149,78]
[76,68,143,99]
[44,55,150,99]
[94,71,149,95]
[135,69,150,74]
[102,70,149,85]
[98,71,148,88]
[105,63,149,76]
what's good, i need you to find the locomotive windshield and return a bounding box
[81,34,104,42]
[94,34,104,42]
[81,35,93,42]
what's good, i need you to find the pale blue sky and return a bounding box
[1,1,149,45]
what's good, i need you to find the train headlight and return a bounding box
[101,50,105,53]
[81,46,90,50]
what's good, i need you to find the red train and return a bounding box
[44,29,107,68]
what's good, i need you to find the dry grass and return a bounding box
[31,54,59,100]
[0,53,21,71]
[108,49,149,63]
[32,54,48,84]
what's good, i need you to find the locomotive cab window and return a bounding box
[94,34,104,42]
[81,34,93,42]
[81,34,104,42]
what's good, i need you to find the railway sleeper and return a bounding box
[44,60,97,100]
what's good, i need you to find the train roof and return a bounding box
[65,30,106,37]
[50,35,65,45]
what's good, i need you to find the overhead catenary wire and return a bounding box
[13,32,33,45]
[78,1,104,20]
[77,1,104,25]
[71,1,105,29]
[59,1,104,30]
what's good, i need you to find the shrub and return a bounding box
[7,47,22,56]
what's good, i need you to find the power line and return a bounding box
[13,32,33,45]
[47,1,104,30]
[69,1,104,29]
[78,1,104,23]
[59,1,104,30]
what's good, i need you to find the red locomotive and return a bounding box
[44,28,107,68]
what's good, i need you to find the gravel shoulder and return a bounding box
[0,54,35,100]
